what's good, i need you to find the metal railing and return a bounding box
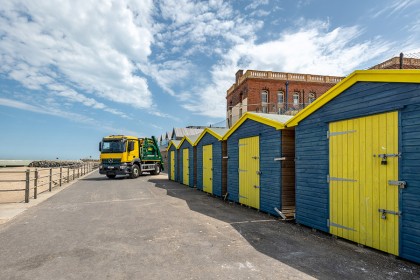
[0,163,98,203]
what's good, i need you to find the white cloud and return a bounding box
[0,97,99,125]
[0,0,155,113]
[183,21,392,118]
[373,0,416,18]
[155,0,260,57]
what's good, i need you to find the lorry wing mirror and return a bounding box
[128,141,134,152]
[99,142,102,152]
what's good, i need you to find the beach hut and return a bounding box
[178,134,200,187]
[167,140,180,182]
[223,112,294,218]
[286,70,420,263]
[195,128,229,196]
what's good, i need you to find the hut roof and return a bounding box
[223,112,292,140]
[167,140,181,151]
[286,70,420,127]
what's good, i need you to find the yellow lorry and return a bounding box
[99,135,163,179]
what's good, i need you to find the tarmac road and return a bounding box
[0,171,419,280]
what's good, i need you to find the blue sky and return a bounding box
[1,0,419,160]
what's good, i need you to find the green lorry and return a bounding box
[99,135,164,179]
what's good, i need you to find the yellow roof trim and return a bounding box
[195,128,224,144]
[286,70,420,127]
[178,136,195,147]
[222,112,286,140]
[166,140,180,151]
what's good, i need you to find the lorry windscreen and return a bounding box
[102,140,126,153]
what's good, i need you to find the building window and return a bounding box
[293,92,299,105]
[239,104,243,117]
[277,91,284,104]
[308,92,316,103]
[261,90,268,103]
[262,106,268,113]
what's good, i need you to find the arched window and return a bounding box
[277,91,284,104]
[293,92,299,105]
[261,90,268,103]
[308,92,316,104]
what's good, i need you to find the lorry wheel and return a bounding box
[151,163,161,175]
[130,165,140,179]
[106,174,116,179]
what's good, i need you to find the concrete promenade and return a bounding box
[0,171,419,279]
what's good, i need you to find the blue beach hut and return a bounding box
[167,140,180,182]
[287,70,420,263]
[178,134,200,187]
[195,128,229,197]
[223,112,294,218]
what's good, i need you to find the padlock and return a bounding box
[381,157,387,165]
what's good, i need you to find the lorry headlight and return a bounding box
[120,163,127,169]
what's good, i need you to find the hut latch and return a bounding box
[374,153,401,165]
[378,208,401,220]
[388,180,406,189]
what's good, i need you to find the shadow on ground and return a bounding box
[148,177,420,280]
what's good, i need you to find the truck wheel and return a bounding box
[151,163,161,175]
[106,174,116,179]
[130,165,140,179]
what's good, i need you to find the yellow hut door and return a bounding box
[202,145,213,194]
[329,111,399,255]
[183,148,189,186]
[239,136,260,209]
[170,151,175,180]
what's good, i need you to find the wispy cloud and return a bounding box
[0,0,155,114]
[373,0,416,18]
[183,20,392,118]
[0,97,99,125]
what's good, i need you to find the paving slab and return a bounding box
[0,171,419,280]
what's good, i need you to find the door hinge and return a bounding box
[253,185,260,189]
[274,157,286,161]
[327,130,357,139]
[256,171,262,175]
[388,180,407,189]
[327,219,356,231]
[252,156,259,160]
[378,209,402,219]
[327,175,357,183]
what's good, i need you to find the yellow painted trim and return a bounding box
[166,140,180,151]
[178,135,201,147]
[286,70,420,127]
[223,112,287,140]
[178,137,188,148]
[195,128,225,145]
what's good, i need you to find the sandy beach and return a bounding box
[0,166,87,203]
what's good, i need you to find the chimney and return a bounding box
[236,70,244,85]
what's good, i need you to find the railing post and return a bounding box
[59,166,62,186]
[49,168,52,191]
[25,169,30,203]
[73,168,75,181]
[34,169,38,199]
[67,167,70,183]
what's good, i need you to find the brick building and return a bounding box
[370,53,420,70]
[226,70,344,127]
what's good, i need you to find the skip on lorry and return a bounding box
[99,135,164,179]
